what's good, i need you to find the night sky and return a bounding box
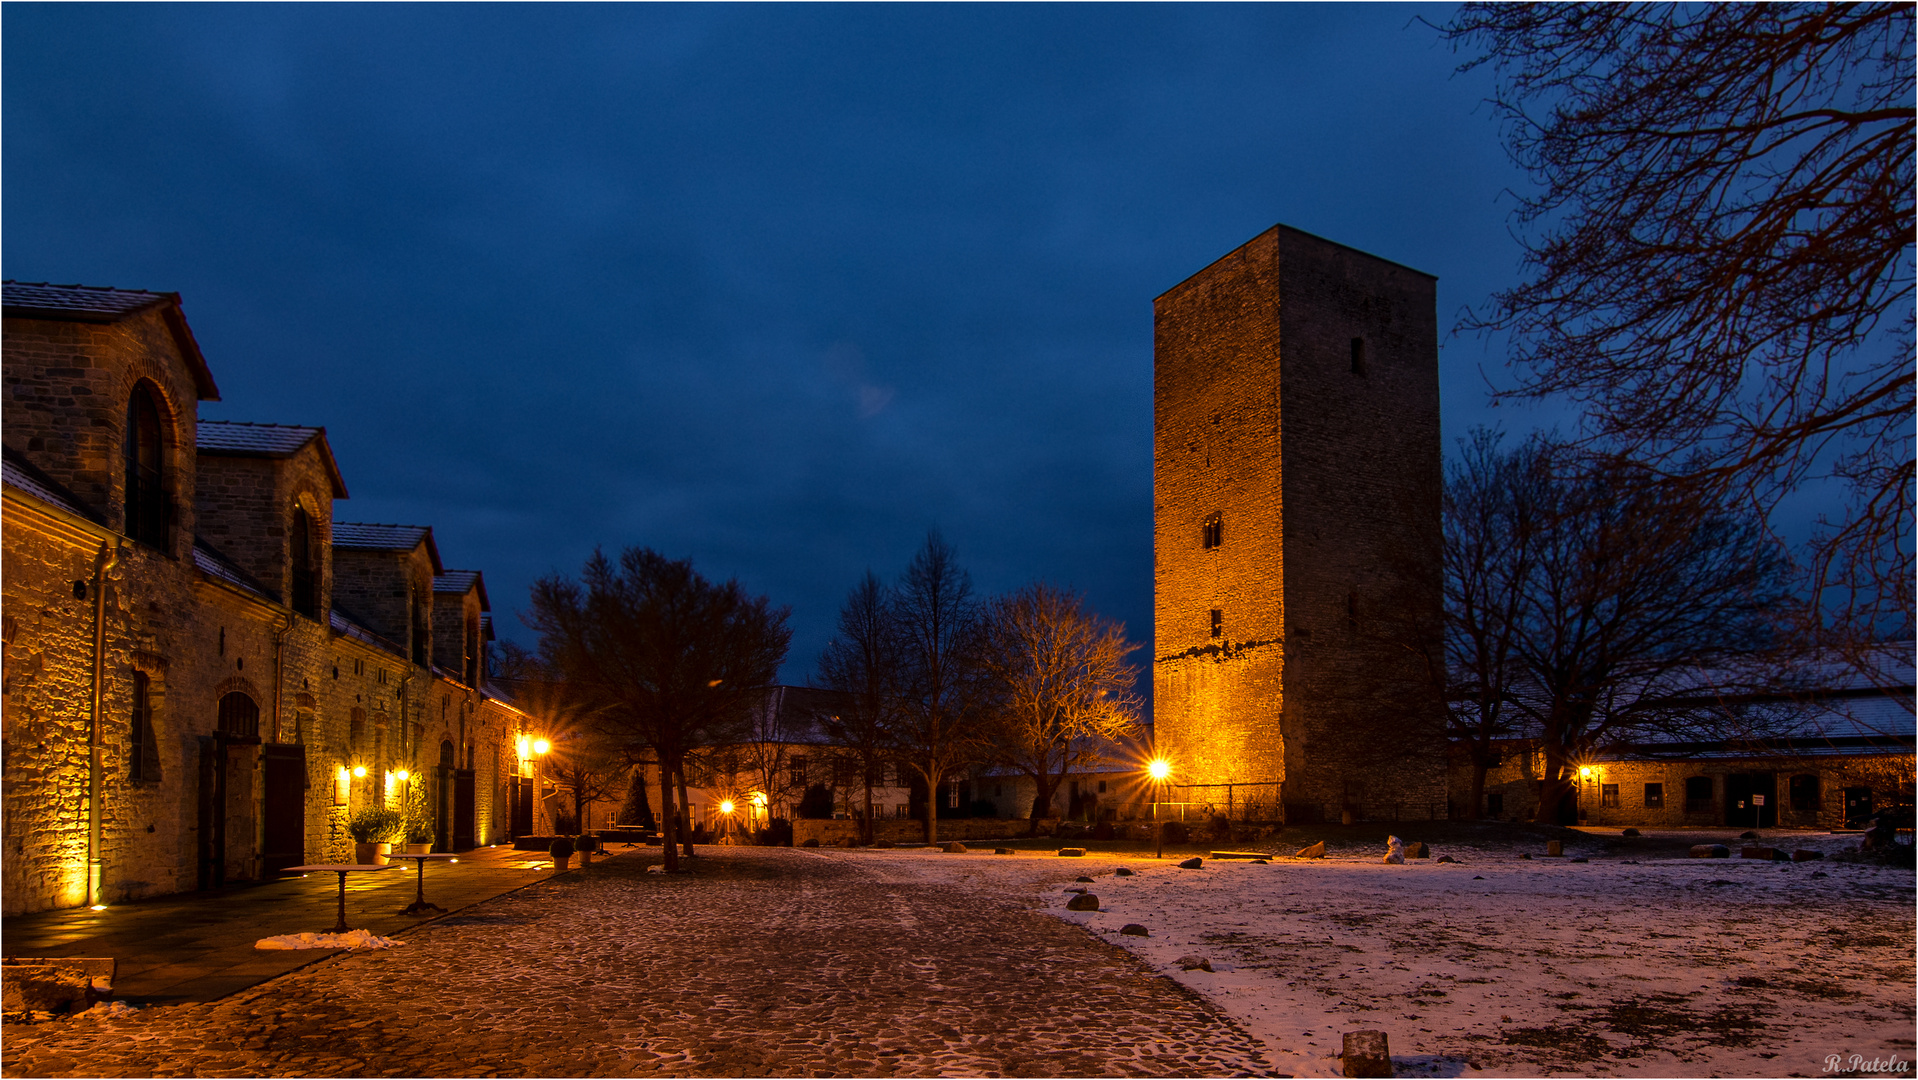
[5,4,1560,683]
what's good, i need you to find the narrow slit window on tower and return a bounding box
[1202,513,1223,550]
[1350,337,1366,376]
[1209,609,1223,639]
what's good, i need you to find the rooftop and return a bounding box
[2,281,219,401]
[2,444,105,526]
[197,421,349,497]
[332,522,443,571]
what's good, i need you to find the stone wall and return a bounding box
[792,817,1036,847]
[1153,225,1446,825]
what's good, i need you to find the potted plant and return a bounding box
[576,834,599,866]
[401,816,434,856]
[347,806,403,865]
[550,836,576,871]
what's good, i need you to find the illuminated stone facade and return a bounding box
[1152,225,1446,823]
[2,282,537,915]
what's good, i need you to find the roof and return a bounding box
[330,604,404,656]
[480,613,496,642]
[331,522,443,572]
[2,444,106,526]
[3,281,220,401]
[196,421,349,498]
[433,569,490,610]
[193,538,276,601]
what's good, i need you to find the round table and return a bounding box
[396,853,461,916]
[282,863,402,933]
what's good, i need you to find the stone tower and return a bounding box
[1153,224,1446,823]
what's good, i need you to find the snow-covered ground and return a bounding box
[835,832,1915,1078]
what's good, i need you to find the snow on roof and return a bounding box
[2,445,105,525]
[3,281,220,400]
[433,569,490,610]
[197,420,350,497]
[193,538,275,600]
[332,522,443,571]
[329,603,404,655]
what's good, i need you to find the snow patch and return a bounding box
[254,929,404,950]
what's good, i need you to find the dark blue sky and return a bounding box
[5,3,1559,682]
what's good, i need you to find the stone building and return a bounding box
[1152,225,1447,825]
[2,281,539,916]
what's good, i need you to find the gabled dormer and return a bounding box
[331,523,441,669]
[2,281,221,556]
[194,422,350,621]
[432,570,490,686]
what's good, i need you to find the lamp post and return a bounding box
[1148,758,1171,859]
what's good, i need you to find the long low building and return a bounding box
[1,281,545,916]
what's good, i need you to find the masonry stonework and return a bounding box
[1153,225,1446,823]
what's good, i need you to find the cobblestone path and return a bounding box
[2,848,1277,1077]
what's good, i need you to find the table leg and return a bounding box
[331,871,350,934]
[399,859,446,916]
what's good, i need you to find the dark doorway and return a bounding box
[453,769,476,850]
[1724,772,1777,828]
[261,744,307,875]
[1844,786,1874,828]
[510,774,533,837]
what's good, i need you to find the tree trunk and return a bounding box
[923,765,940,845]
[1536,741,1569,825]
[1469,756,1490,819]
[861,776,875,845]
[677,767,696,859]
[1026,774,1054,837]
[658,760,679,873]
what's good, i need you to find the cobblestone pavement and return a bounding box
[2,848,1277,1077]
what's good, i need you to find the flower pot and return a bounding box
[354,841,392,866]
[403,843,431,855]
[553,854,572,871]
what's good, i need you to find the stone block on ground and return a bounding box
[1178,857,1204,869]
[1057,847,1087,858]
[1792,849,1824,862]
[1209,850,1269,860]
[1406,841,1429,859]
[1545,840,1564,857]
[1741,846,1777,860]
[1075,875,1094,882]
[1119,924,1149,937]
[994,847,1015,855]
[1065,893,1099,911]
[1341,1030,1392,1078]
[942,841,968,853]
[1690,844,1731,858]
[1295,841,1326,859]
[1114,867,1134,876]
[1435,854,1458,864]
[1175,953,1211,970]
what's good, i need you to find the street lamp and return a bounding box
[1148,758,1172,859]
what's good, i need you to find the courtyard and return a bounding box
[2,831,1910,1078]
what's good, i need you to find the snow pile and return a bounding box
[70,1000,139,1021]
[254,929,404,950]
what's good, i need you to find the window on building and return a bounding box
[1097,779,1107,794]
[289,507,317,618]
[1790,774,1820,814]
[129,671,160,781]
[123,383,169,551]
[789,757,807,789]
[1350,337,1366,376]
[1210,609,1223,639]
[1643,782,1664,808]
[1685,776,1714,812]
[1202,514,1223,550]
[216,692,259,739]
[895,804,909,819]
[1600,783,1619,808]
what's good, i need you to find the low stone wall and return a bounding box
[793,818,1055,847]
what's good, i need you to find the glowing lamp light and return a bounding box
[395,769,411,782]
[750,792,767,808]
[532,738,551,756]
[89,905,107,912]
[1578,766,1594,778]
[720,800,735,815]
[516,736,532,759]
[1148,758,1171,782]
[352,765,367,778]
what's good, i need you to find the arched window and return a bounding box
[217,692,259,739]
[130,671,161,781]
[123,384,168,550]
[290,506,317,618]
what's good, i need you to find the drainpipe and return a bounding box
[87,540,125,908]
[271,611,294,744]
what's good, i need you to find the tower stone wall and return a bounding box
[1153,224,1446,822]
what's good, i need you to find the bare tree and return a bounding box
[888,533,990,844]
[813,572,903,844]
[978,583,1143,836]
[1442,4,1915,652]
[1473,443,1794,824]
[526,547,791,872]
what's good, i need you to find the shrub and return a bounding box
[797,784,835,820]
[554,814,579,836]
[550,836,575,858]
[347,807,403,844]
[1160,820,1189,844]
[403,816,435,844]
[575,835,600,853]
[757,817,794,846]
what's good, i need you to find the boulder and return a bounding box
[942,841,968,854]
[1810,870,1829,878]
[1739,830,1761,840]
[1792,849,1825,862]
[1175,954,1212,971]
[1057,847,1087,858]
[1621,827,1641,837]
[1119,924,1149,937]
[1295,841,1327,859]
[1065,893,1099,911]
[1545,840,1564,857]
[1406,841,1429,859]
[1075,876,1094,883]
[1178,857,1204,870]
[1569,857,1589,863]
[1520,853,1533,860]
[994,847,1015,855]
[1690,844,1732,858]
[1740,846,1777,860]
[1341,1030,1392,1078]
[1114,867,1134,876]
[1384,836,1406,865]
[1435,854,1458,864]
[800,838,820,848]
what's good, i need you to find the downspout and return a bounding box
[271,611,294,743]
[87,540,125,908]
